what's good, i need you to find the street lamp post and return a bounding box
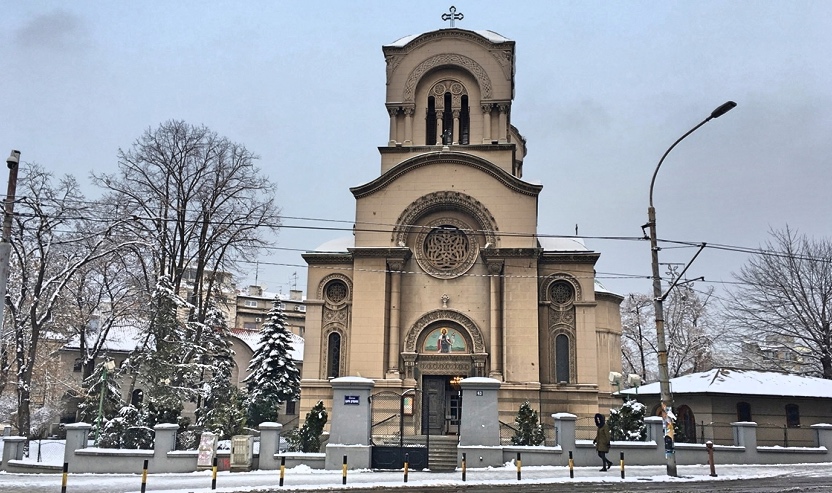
[647,101,736,477]
[94,359,117,446]
[0,150,21,335]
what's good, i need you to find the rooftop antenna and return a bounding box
[291,271,298,290]
[575,224,578,236]
[442,6,464,27]
[254,261,260,286]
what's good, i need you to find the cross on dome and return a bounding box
[441,6,464,27]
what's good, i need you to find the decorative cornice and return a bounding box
[302,252,353,265]
[349,247,412,259]
[402,53,492,102]
[538,252,601,265]
[378,143,516,154]
[481,248,542,260]
[351,151,542,198]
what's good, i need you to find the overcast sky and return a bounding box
[2,1,830,301]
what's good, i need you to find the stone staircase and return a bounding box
[403,435,458,471]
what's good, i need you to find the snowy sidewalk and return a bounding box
[1,462,830,493]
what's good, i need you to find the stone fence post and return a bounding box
[811,423,832,450]
[552,413,576,448]
[326,376,375,470]
[258,422,283,470]
[63,422,92,468]
[1,436,26,469]
[644,416,665,462]
[153,424,179,461]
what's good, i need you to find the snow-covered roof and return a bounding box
[620,368,832,399]
[539,236,589,252]
[231,328,304,362]
[386,29,511,48]
[63,323,146,353]
[314,236,354,252]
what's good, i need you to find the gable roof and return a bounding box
[620,368,832,399]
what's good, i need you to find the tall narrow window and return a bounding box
[555,334,570,383]
[131,389,144,406]
[785,404,800,428]
[327,332,342,379]
[460,95,470,145]
[737,402,752,422]
[442,92,453,144]
[426,96,436,145]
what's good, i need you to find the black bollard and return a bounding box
[516,452,522,481]
[342,455,348,485]
[620,451,625,479]
[706,441,718,477]
[462,452,467,481]
[61,462,68,493]
[568,451,574,478]
[404,453,409,483]
[211,456,218,490]
[280,456,286,486]
[141,459,149,493]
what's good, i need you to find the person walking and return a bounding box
[593,413,614,471]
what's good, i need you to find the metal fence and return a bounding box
[26,439,65,464]
[498,421,557,446]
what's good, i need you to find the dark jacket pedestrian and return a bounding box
[593,413,614,471]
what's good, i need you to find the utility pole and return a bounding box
[0,150,21,333]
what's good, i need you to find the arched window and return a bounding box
[327,332,342,379]
[737,402,752,422]
[460,95,470,145]
[785,404,800,428]
[426,96,436,145]
[131,389,144,406]
[555,334,570,383]
[442,92,453,144]
[676,405,696,443]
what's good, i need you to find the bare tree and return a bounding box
[723,228,832,379]
[4,164,134,437]
[93,120,280,411]
[620,293,655,381]
[621,270,715,382]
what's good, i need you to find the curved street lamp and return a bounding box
[646,101,736,477]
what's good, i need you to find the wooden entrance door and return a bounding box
[422,376,447,435]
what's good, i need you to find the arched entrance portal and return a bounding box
[402,311,488,435]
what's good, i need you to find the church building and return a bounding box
[300,22,623,431]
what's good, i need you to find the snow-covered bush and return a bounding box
[608,399,647,441]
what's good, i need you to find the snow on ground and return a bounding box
[1,462,831,493]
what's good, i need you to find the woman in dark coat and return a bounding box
[593,413,614,471]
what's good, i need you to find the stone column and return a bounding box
[387,106,398,145]
[403,106,414,145]
[63,422,91,468]
[326,376,375,470]
[485,259,503,379]
[452,109,460,144]
[552,413,577,448]
[458,377,501,466]
[481,103,493,143]
[497,104,509,143]
[153,423,179,468]
[258,422,283,470]
[386,260,404,378]
[435,116,443,145]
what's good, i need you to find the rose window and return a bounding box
[549,281,574,306]
[424,227,469,271]
[325,280,348,304]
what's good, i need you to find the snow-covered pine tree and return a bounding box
[129,275,193,419]
[608,399,647,441]
[510,401,546,446]
[286,400,328,452]
[77,360,123,428]
[244,297,301,426]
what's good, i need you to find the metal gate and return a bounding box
[370,389,428,470]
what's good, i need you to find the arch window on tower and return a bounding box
[442,92,453,144]
[460,95,470,144]
[426,96,437,145]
